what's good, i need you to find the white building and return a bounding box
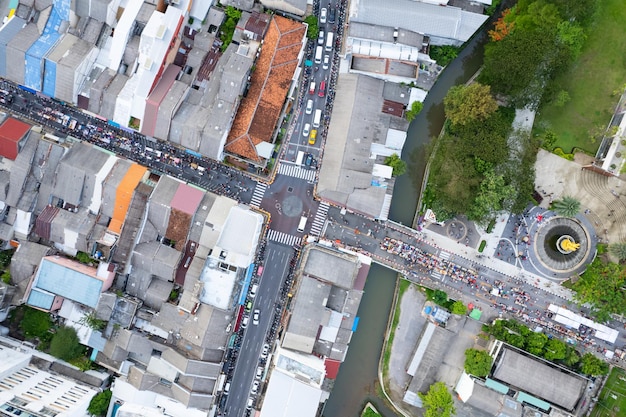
[0,342,99,417]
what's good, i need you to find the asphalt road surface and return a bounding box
[222,242,295,417]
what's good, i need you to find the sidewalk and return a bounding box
[420,227,576,301]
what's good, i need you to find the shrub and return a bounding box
[478,240,487,253]
[20,307,53,338]
[88,390,112,417]
[49,327,85,361]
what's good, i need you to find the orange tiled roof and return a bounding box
[225,16,306,161]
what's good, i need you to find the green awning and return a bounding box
[517,391,551,411]
[485,378,509,394]
[469,308,482,320]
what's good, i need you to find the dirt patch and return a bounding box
[165,208,191,251]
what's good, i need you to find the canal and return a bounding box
[322,30,490,417]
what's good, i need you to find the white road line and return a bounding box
[278,163,316,182]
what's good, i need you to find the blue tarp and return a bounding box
[24,0,70,91]
[186,149,203,158]
[238,263,255,305]
[352,316,360,331]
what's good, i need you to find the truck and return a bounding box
[315,46,323,64]
[295,150,305,166]
[313,109,322,128]
[325,32,334,52]
[297,216,308,233]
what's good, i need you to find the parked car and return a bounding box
[253,309,260,325]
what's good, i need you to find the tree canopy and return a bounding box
[443,83,498,126]
[464,349,492,377]
[88,390,112,417]
[479,0,596,108]
[419,382,456,417]
[450,300,467,315]
[384,153,407,177]
[49,326,85,361]
[426,107,523,224]
[405,101,424,122]
[551,196,580,217]
[571,258,626,322]
[608,242,626,262]
[303,15,319,39]
[20,306,53,338]
[580,353,609,376]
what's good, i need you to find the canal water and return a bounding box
[322,31,489,417]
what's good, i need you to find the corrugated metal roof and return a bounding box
[352,0,487,43]
[33,257,103,308]
[109,163,147,235]
[141,64,181,137]
[170,183,204,216]
[0,16,26,77]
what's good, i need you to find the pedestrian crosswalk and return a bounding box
[439,251,451,260]
[278,163,317,182]
[309,202,330,236]
[250,182,267,207]
[267,229,302,247]
[431,271,443,280]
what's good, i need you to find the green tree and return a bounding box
[419,382,456,417]
[224,5,242,20]
[609,242,626,262]
[450,300,467,315]
[525,331,548,356]
[433,290,448,306]
[303,15,319,39]
[571,258,626,322]
[553,90,570,107]
[468,169,516,223]
[580,353,609,376]
[563,347,581,367]
[88,390,112,417]
[1,270,10,284]
[543,338,566,361]
[443,83,498,126]
[79,311,106,331]
[20,307,53,338]
[551,196,580,217]
[383,153,407,177]
[49,327,84,361]
[464,349,493,377]
[405,101,424,122]
[429,45,460,66]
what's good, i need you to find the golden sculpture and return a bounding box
[559,237,580,252]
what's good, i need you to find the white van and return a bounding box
[297,216,308,233]
[315,46,323,64]
[313,109,322,128]
[325,32,334,52]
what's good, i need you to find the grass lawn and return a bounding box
[590,367,626,417]
[534,0,626,154]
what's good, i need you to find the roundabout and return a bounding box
[533,216,592,275]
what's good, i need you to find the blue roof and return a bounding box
[24,0,70,90]
[34,259,103,308]
[517,391,551,411]
[27,288,55,310]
